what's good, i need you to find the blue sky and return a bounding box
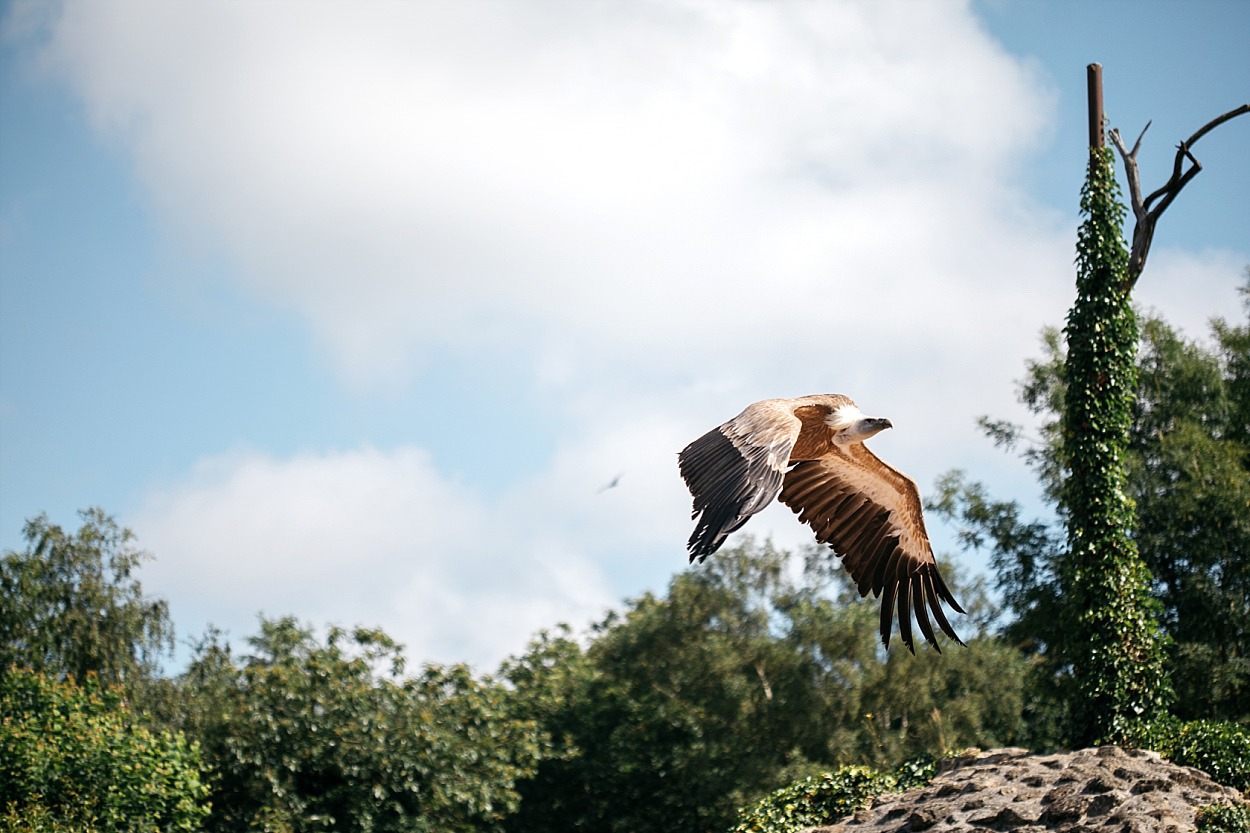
[2,0,1247,671]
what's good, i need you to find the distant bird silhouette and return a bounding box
[597,472,624,494]
[678,394,964,652]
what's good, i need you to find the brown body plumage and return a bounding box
[678,394,964,652]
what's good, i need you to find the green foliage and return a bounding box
[728,767,891,833]
[505,541,821,833]
[729,757,937,833]
[1122,717,1250,792]
[0,802,95,833]
[931,277,1250,734]
[179,616,552,833]
[0,667,210,832]
[0,509,174,698]
[0,508,1027,833]
[1059,144,1171,743]
[1130,301,1250,721]
[1197,803,1250,833]
[890,754,940,790]
[503,540,1027,833]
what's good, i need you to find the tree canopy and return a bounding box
[502,539,1028,833]
[932,276,1250,734]
[0,667,210,832]
[0,508,173,696]
[176,617,555,833]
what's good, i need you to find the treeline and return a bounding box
[1,517,1019,833]
[2,297,1248,832]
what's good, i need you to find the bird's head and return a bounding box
[842,417,893,443]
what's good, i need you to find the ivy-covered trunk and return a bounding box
[1057,145,1171,745]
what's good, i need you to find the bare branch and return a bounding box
[1108,127,1146,227]
[1112,103,1249,288]
[1186,103,1249,146]
[1145,147,1202,220]
[1130,120,1151,157]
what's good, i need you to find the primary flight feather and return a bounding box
[678,394,965,653]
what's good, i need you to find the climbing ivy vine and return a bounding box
[1057,145,1171,745]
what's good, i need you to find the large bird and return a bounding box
[678,394,964,652]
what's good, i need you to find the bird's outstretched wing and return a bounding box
[679,400,803,561]
[779,444,965,652]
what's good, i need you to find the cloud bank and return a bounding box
[37,0,1064,384]
[135,445,623,666]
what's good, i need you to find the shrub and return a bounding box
[730,757,938,833]
[1196,803,1250,833]
[1123,717,1250,791]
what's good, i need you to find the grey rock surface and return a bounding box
[812,746,1244,833]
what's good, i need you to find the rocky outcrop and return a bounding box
[813,746,1245,833]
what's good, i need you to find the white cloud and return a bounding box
[33,0,1063,389]
[28,1,1099,455]
[135,445,618,668]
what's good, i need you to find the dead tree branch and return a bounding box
[1108,103,1249,288]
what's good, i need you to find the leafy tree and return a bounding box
[932,278,1250,733]
[502,539,1028,833]
[504,542,817,833]
[0,668,209,832]
[179,616,553,833]
[1,509,173,697]
[1131,306,1250,719]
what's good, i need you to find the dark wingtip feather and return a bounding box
[686,525,724,563]
[931,567,967,615]
[897,576,915,654]
[913,574,940,652]
[879,580,897,650]
[928,590,965,646]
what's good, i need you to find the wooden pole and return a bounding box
[1087,63,1104,149]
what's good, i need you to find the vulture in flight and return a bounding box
[678,394,964,653]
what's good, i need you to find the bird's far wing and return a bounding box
[779,445,965,652]
[679,400,804,562]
